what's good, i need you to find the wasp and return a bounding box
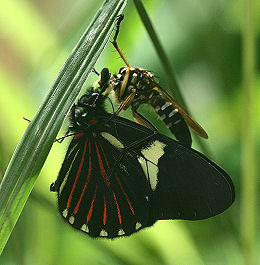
[94,15,208,148]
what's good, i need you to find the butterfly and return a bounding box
[50,88,235,238]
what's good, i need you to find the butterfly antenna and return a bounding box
[108,96,115,114]
[107,96,120,140]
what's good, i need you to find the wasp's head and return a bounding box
[92,68,111,92]
[99,68,111,87]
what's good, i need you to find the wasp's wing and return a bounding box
[151,81,208,139]
[149,136,235,220]
[51,132,152,238]
[111,116,234,221]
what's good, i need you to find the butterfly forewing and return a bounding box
[53,130,152,238]
[109,116,235,222]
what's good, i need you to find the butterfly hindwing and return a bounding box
[53,130,152,238]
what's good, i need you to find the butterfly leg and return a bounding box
[104,90,136,125]
[23,116,73,143]
[55,104,78,143]
[54,129,73,143]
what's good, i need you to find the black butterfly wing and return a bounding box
[110,116,235,221]
[149,138,235,221]
[51,131,152,238]
[52,113,235,237]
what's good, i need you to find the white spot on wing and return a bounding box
[81,224,89,232]
[118,229,125,235]
[139,140,166,190]
[69,215,75,224]
[136,222,142,230]
[100,229,108,236]
[138,156,158,190]
[62,208,68,218]
[100,132,124,149]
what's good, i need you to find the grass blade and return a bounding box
[0,0,127,254]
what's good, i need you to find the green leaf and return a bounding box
[0,0,127,254]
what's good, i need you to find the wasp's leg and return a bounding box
[107,129,158,179]
[105,89,136,125]
[111,14,130,67]
[132,109,157,132]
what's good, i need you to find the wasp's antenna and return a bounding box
[107,96,120,140]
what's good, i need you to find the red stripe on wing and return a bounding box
[99,138,135,216]
[87,185,97,223]
[73,142,92,215]
[115,174,135,215]
[67,137,89,208]
[89,119,98,125]
[99,142,111,169]
[95,141,111,187]
[113,191,122,224]
[103,197,107,225]
[73,133,85,140]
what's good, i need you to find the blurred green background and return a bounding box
[0,0,259,264]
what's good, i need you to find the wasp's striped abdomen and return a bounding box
[149,89,192,147]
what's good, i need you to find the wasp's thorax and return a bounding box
[97,66,192,147]
[109,67,160,109]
